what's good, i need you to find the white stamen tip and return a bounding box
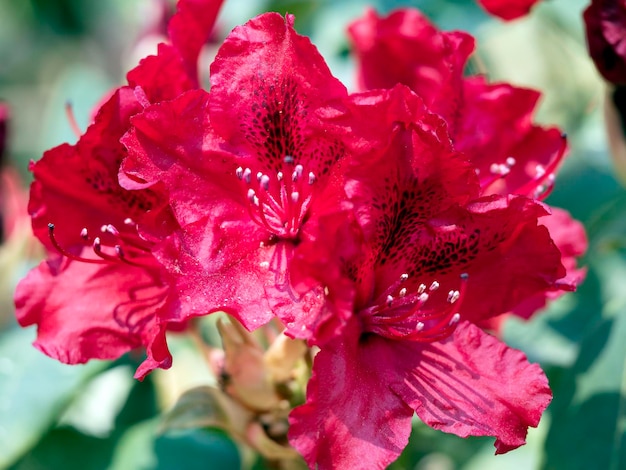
[243,168,252,183]
[386,295,394,306]
[124,218,135,225]
[308,171,316,185]
[291,192,300,203]
[447,290,460,303]
[449,313,461,325]
[277,171,284,181]
[106,224,119,236]
[256,171,263,182]
[100,225,108,233]
[260,174,270,190]
[80,228,88,239]
[248,189,259,206]
[399,288,407,298]
[417,283,426,294]
[535,164,546,177]
[429,281,440,291]
[418,293,429,303]
[506,157,516,166]
[400,273,409,282]
[416,322,425,332]
[236,167,244,179]
[115,245,124,257]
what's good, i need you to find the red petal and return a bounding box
[508,207,588,320]
[389,322,551,453]
[168,0,224,83]
[477,0,542,21]
[127,0,224,101]
[15,254,172,375]
[456,78,567,198]
[28,88,164,252]
[432,196,566,324]
[584,0,626,84]
[127,44,195,103]
[209,12,348,178]
[288,318,413,469]
[348,8,474,121]
[154,219,277,331]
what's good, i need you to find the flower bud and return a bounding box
[217,318,282,412]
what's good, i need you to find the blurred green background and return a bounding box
[0,0,624,469]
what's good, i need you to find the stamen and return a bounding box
[80,228,88,239]
[243,168,252,184]
[103,224,120,237]
[400,273,409,282]
[429,281,439,291]
[362,273,470,343]
[260,174,270,190]
[292,164,303,182]
[47,223,106,265]
[535,164,546,178]
[447,290,460,303]
[236,161,318,239]
[247,188,258,206]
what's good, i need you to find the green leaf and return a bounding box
[159,386,251,442]
[109,419,241,470]
[9,427,116,470]
[543,256,626,470]
[0,327,106,468]
[154,428,241,470]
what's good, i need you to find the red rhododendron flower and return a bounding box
[122,13,354,340]
[0,102,7,165]
[584,0,626,84]
[477,0,542,20]
[288,87,562,468]
[348,7,584,315]
[349,8,566,200]
[14,88,177,379]
[14,0,224,378]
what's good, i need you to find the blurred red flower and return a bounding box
[584,0,626,84]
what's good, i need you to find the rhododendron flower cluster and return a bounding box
[14,1,586,468]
